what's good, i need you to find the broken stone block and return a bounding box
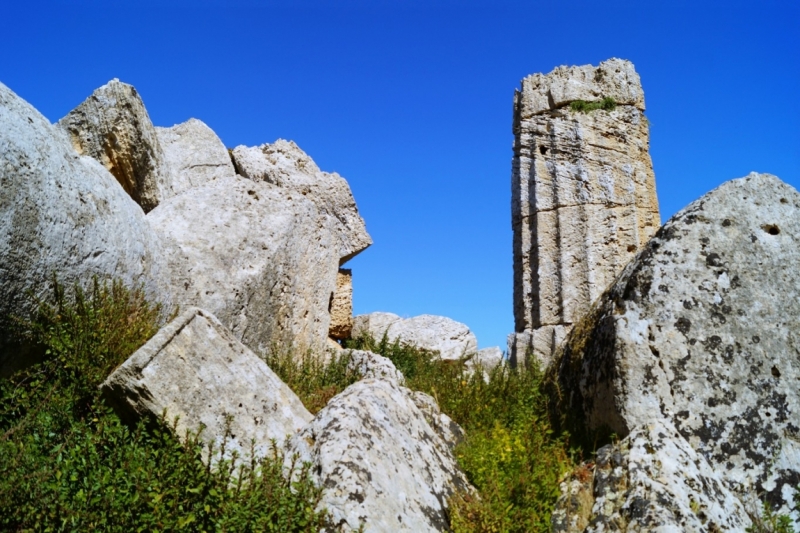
[329,268,353,340]
[101,307,313,462]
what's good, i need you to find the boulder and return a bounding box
[155,118,236,201]
[147,174,340,355]
[510,58,660,368]
[345,349,404,386]
[329,268,353,340]
[553,420,751,532]
[57,79,169,213]
[0,81,170,376]
[353,312,478,361]
[101,307,312,462]
[408,390,465,452]
[285,378,473,532]
[470,346,504,375]
[231,139,371,263]
[552,173,800,519]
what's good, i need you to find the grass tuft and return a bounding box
[569,97,616,113]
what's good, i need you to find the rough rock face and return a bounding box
[57,79,169,213]
[147,175,339,355]
[155,118,235,200]
[353,312,478,360]
[471,346,504,375]
[0,81,170,375]
[408,390,465,453]
[285,378,473,532]
[553,173,800,520]
[101,307,312,461]
[329,268,353,339]
[345,349,405,386]
[553,420,752,532]
[509,58,660,367]
[231,139,371,263]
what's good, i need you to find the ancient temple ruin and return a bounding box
[508,58,660,366]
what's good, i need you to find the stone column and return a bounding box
[509,58,660,367]
[329,268,353,340]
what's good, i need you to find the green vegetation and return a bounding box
[0,279,328,532]
[345,334,575,533]
[746,496,799,533]
[569,96,616,113]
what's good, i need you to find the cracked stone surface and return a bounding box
[0,81,171,375]
[553,173,800,523]
[57,79,170,213]
[329,268,354,340]
[101,307,312,463]
[510,58,660,368]
[156,118,236,200]
[231,139,371,264]
[285,378,474,532]
[147,174,339,355]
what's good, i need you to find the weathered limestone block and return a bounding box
[329,268,353,339]
[552,420,751,532]
[517,58,645,117]
[231,139,371,263]
[147,175,339,355]
[408,390,465,453]
[285,378,473,532]
[553,173,800,520]
[57,79,169,213]
[345,349,404,386]
[353,312,478,360]
[0,82,171,376]
[511,59,660,367]
[155,118,235,200]
[508,325,568,368]
[101,307,312,461]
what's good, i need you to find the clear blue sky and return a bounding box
[2,1,797,350]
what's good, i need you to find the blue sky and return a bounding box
[2,1,797,350]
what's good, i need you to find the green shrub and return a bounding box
[569,97,616,113]
[262,347,362,414]
[0,278,329,532]
[345,334,574,532]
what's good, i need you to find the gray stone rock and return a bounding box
[147,174,339,355]
[510,59,660,368]
[553,173,800,520]
[408,390,465,453]
[101,307,312,462]
[0,81,171,376]
[570,420,751,532]
[285,378,473,532]
[156,118,235,200]
[345,349,404,386]
[57,79,169,213]
[353,313,478,361]
[231,139,371,263]
[469,346,504,378]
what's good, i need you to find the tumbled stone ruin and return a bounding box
[508,58,661,367]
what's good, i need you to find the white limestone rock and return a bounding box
[231,140,371,263]
[353,313,478,361]
[553,173,800,521]
[329,268,353,340]
[285,378,474,532]
[0,81,171,375]
[147,174,339,355]
[585,420,751,532]
[57,79,169,213]
[345,349,404,386]
[101,307,312,462]
[408,390,465,453]
[155,118,235,200]
[517,58,645,117]
[510,59,660,369]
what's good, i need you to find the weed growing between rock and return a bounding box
[569,97,616,113]
[0,279,328,532]
[345,333,575,533]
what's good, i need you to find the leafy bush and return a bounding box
[0,278,328,532]
[345,334,574,532]
[569,97,616,113]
